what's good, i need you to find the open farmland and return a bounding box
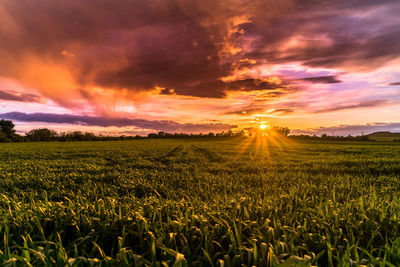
[1,138,400,266]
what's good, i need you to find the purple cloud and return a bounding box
[0,90,42,103]
[313,100,388,113]
[298,76,341,84]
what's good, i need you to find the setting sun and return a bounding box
[260,124,267,130]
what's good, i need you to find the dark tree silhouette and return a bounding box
[26,128,58,141]
[272,126,290,136]
[0,119,16,138]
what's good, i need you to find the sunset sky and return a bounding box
[0,0,400,136]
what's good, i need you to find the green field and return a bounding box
[367,132,400,142]
[1,138,400,266]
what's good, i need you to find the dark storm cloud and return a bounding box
[313,100,388,113]
[227,78,284,91]
[0,112,236,133]
[0,0,249,99]
[244,0,400,70]
[0,0,399,104]
[0,90,42,102]
[294,122,400,136]
[299,76,341,84]
[159,88,175,95]
[176,78,284,98]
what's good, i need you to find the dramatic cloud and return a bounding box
[159,88,175,96]
[1,0,399,105]
[0,90,42,103]
[388,82,400,86]
[244,0,400,71]
[0,112,236,133]
[298,76,341,84]
[313,100,388,113]
[182,78,288,98]
[0,0,251,103]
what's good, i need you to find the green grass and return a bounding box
[369,137,398,142]
[367,132,400,142]
[1,138,400,266]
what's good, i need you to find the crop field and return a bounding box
[1,138,400,266]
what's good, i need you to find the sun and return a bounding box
[259,124,267,130]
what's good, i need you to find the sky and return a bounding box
[0,0,400,136]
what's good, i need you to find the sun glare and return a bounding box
[260,124,267,130]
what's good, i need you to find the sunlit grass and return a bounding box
[0,139,400,265]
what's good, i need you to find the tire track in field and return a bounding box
[190,145,225,163]
[155,145,184,164]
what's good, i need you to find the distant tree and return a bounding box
[148,133,158,138]
[84,132,96,141]
[273,126,290,136]
[59,131,97,141]
[225,130,233,137]
[282,127,290,136]
[70,131,85,141]
[0,119,16,138]
[26,128,58,141]
[235,129,245,137]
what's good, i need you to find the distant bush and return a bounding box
[0,130,11,142]
[58,131,97,141]
[26,128,58,141]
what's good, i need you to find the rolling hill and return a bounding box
[366,131,400,141]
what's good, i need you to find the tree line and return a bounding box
[0,119,250,142]
[1,119,376,143]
